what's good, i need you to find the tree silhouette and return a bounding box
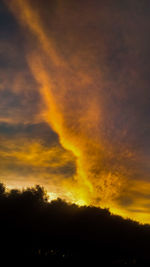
[0,182,5,195]
[0,182,149,266]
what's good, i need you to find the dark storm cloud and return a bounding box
[0,1,41,124]
[0,122,58,143]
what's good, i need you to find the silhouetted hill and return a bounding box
[0,183,150,266]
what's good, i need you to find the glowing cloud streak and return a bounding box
[4,0,128,207]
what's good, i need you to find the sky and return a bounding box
[1,0,150,223]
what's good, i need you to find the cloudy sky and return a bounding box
[1,0,150,223]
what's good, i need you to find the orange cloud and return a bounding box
[0,134,76,196]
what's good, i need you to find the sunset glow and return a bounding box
[1,0,150,223]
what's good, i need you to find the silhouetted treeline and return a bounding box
[0,183,150,266]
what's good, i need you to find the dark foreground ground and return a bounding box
[0,183,150,266]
